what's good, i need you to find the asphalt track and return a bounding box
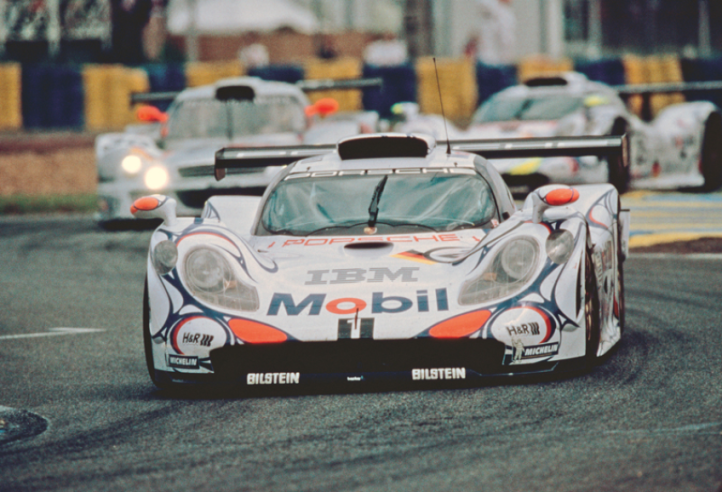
[0,214,720,492]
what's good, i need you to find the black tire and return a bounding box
[701,113,722,192]
[143,279,172,389]
[607,119,630,194]
[616,202,626,336]
[584,246,601,367]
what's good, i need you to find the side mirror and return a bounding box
[131,195,177,226]
[136,105,168,123]
[529,185,579,223]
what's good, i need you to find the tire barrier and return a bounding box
[304,57,363,112]
[361,63,416,118]
[574,58,626,86]
[247,64,305,84]
[623,55,685,118]
[680,57,722,108]
[475,62,517,108]
[0,63,22,131]
[20,65,84,129]
[142,63,186,111]
[185,61,244,88]
[517,55,573,83]
[83,65,149,130]
[3,56,722,132]
[416,57,477,122]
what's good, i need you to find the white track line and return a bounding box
[0,327,105,340]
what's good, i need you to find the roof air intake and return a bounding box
[337,134,434,160]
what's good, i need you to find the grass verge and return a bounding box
[0,194,98,215]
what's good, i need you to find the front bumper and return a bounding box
[153,338,584,387]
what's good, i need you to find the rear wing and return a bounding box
[214,135,627,181]
[130,77,383,105]
[613,81,722,120]
[214,145,336,180]
[449,135,626,159]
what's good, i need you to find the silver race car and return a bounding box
[132,133,629,390]
[95,76,380,225]
[395,72,722,193]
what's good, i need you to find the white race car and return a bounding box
[395,72,722,193]
[133,133,629,390]
[95,76,380,225]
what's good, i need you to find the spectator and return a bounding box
[363,32,408,67]
[238,32,269,69]
[316,33,339,60]
[111,0,154,65]
[473,0,516,65]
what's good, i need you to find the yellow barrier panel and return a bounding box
[517,55,573,83]
[303,57,362,112]
[0,64,22,130]
[416,57,477,123]
[623,55,684,118]
[185,61,244,88]
[84,65,150,130]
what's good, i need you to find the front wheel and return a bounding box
[143,279,172,389]
[584,247,601,367]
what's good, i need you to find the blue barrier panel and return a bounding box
[575,58,626,86]
[143,63,186,110]
[21,64,49,128]
[48,65,83,128]
[22,64,84,129]
[680,57,722,107]
[361,63,416,117]
[475,62,517,109]
[248,64,304,84]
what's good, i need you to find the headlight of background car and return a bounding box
[144,166,169,190]
[459,237,539,305]
[121,155,143,175]
[183,248,259,311]
[545,229,575,264]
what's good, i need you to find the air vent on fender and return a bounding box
[337,133,435,160]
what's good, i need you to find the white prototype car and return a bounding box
[132,133,629,389]
[395,72,722,193]
[95,76,380,225]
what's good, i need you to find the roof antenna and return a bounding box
[433,57,452,155]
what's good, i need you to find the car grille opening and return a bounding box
[210,338,507,378]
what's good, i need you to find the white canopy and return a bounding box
[167,0,319,36]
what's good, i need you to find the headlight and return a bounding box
[121,155,143,175]
[459,237,539,305]
[500,238,537,279]
[183,248,259,311]
[545,229,574,264]
[152,240,178,275]
[144,166,169,190]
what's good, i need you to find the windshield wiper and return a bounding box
[367,175,389,230]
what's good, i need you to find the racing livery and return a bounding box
[134,133,629,389]
[394,72,722,193]
[96,76,380,224]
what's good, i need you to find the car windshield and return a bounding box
[472,95,585,123]
[259,171,498,236]
[165,96,306,140]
